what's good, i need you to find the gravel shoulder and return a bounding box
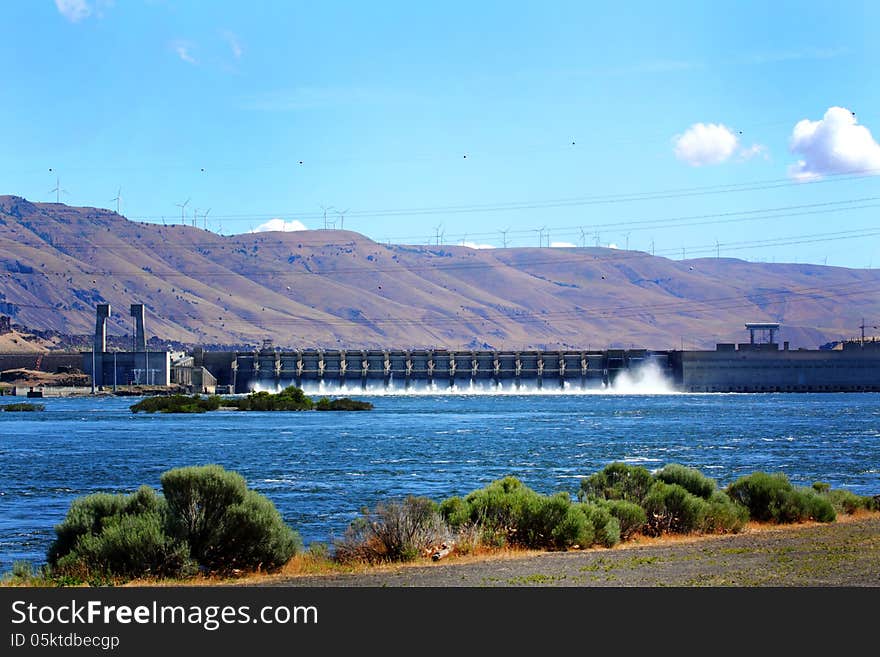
[253,513,880,587]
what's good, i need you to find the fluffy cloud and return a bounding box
[460,241,496,249]
[55,0,91,22]
[251,218,308,233]
[788,106,880,179]
[550,241,577,248]
[674,123,740,166]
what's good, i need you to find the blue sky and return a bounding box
[2,1,879,266]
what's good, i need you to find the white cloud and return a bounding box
[250,218,308,233]
[674,123,739,166]
[55,0,91,22]
[221,30,243,59]
[460,241,496,249]
[550,241,577,248]
[788,106,880,179]
[740,143,770,161]
[54,0,112,22]
[171,40,198,65]
[607,243,619,249]
[674,122,768,167]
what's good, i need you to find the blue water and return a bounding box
[1,393,879,572]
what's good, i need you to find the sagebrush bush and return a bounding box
[579,462,655,505]
[726,472,836,523]
[822,489,868,515]
[656,464,716,499]
[161,465,300,572]
[232,386,313,411]
[520,492,593,550]
[48,486,194,580]
[600,499,647,540]
[701,491,749,533]
[580,503,621,547]
[643,481,708,535]
[335,496,450,563]
[48,465,300,581]
[130,395,221,414]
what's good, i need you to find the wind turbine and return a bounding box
[110,187,122,214]
[203,208,211,231]
[500,227,510,248]
[175,198,190,225]
[320,204,334,230]
[579,227,587,248]
[48,172,68,203]
[193,208,200,228]
[336,208,349,230]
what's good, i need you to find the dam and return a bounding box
[193,344,668,393]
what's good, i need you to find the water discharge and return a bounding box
[252,360,680,396]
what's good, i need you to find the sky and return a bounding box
[2,1,879,267]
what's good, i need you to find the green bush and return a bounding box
[520,492,594,550]
[701,491,749,533]
[643,482,708,536]
[161,465,300,572]
[439,496,471,529]
[130,395,221,414]
[656,464,716,499]
[821,489,867,515]
[231,386,313,411]
[48,465,300,581]
[314,397,373,411]
[600,499,646,541]
[47,486,194,581]
[54,509,193,581]
[579,462,655,505]
[335,496,449,563]
[0,402,45,412]
[726,472,836,523]
[580,503,621,547]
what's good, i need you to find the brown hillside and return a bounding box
[1,195,877,350]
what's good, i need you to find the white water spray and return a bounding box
[249,360,680,396]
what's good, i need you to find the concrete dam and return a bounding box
[191,339,880,394]
[196,346,669,394]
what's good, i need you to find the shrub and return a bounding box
[314,397,373,411]
[54,509,194,581]
[130,395,221,414]
[726,472,836,523]
[520,492,594,550]
[47,486,194,581]
[439,496,471,529]
[579,462,655,505]
[461,476,535,542]
[821,489,867,515]
[642,482,708,536]
[656,464,716,499]
[161,465,300,572]
[232,386,313,411]
[580,503,621,547]
[600,499,646,541]
[701,491,749,534]
[812,481,831,494]
[335,496,450,563]
[1,402,45,412]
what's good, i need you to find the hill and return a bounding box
[1,195,878,350]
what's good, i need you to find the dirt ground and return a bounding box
[253,513,880,587]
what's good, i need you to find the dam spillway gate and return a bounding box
[220,348,670,393]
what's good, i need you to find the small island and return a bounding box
[0,402,45,412]
[129,385,373,414]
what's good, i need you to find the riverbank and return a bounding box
[239,511,880,587]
